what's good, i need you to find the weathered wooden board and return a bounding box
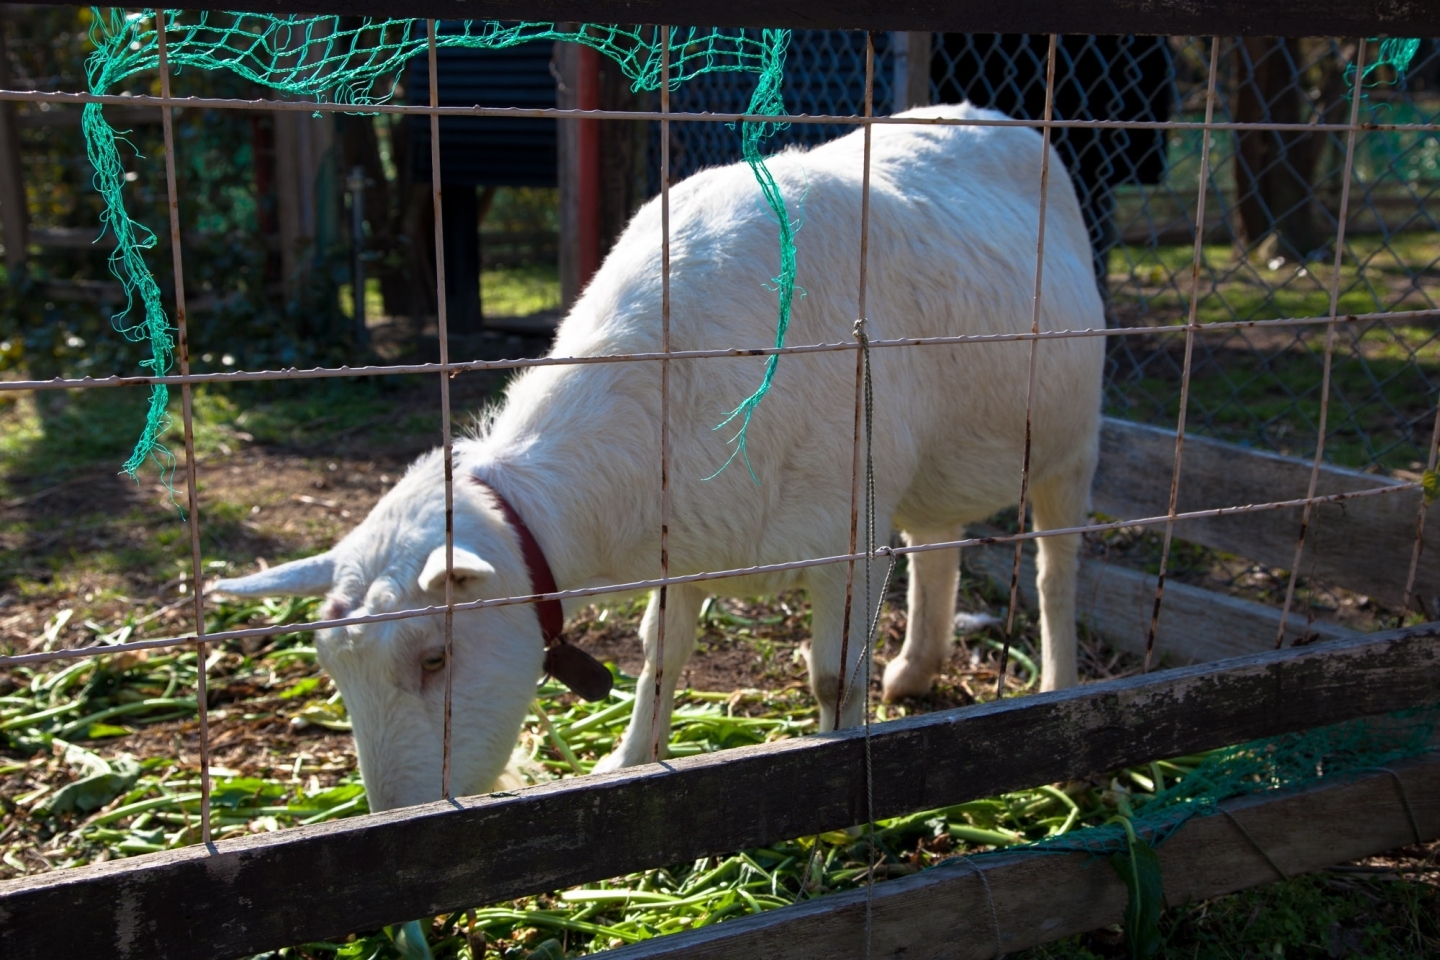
[1095,418,1434,610]
[2,625,1438,960]
[601,750,1440,959]
[964,537,1354,665]
[16,0,1440,37]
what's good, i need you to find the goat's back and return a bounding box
[490,104,1104,570]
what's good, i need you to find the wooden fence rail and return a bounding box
[960,418,1421,668]
[1095,418,1436,610]
[965,533,1356,665]
[2,624,1437,960]
[608,749,1440,959]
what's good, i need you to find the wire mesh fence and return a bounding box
[0,12,1438,956]
[651,32,1440,473]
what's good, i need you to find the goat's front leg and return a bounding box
[593,584,704,771]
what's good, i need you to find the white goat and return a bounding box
[215,105,1104,811]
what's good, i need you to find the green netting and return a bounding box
[963,704,1439,866]
[83,10,796,480]
[1363,37,1422,83]
[914,704,1439,951]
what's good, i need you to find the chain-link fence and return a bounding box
[662,33,1440,474]
[2,15,1439,956]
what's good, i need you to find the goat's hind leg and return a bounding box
[593,584,704,771]
[1031,470,1089,691]
[882,526,962,701]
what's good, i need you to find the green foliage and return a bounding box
[482,265,562,318]
[387,920,437,960]
[33,740,140,816]
[1108,817,1164,960]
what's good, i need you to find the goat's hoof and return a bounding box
[881,657,936,702]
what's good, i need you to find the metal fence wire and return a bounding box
[666,33,1440,473]
[0,16,1438,933]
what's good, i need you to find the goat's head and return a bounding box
[213,452,545,811]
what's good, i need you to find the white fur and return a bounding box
[214,105,1104,810]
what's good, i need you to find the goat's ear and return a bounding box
[212,551,335,598]
[418,545,496,595]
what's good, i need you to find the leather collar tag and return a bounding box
[544,642,615,702]
[472,478,613,702]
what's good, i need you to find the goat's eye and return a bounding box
[421,652,446,672]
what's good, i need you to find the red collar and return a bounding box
[470,477,613,702]
[470,478,564,646]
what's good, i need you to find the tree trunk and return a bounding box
[556,37,601,312]
[893,32,932,111]
[1232,38,1335,261]
[598,42,650,260]
[0,12,27,275]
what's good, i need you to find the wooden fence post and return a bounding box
[273,108,337,303]
[557,35,601,312]
[0,9,27,274]
[894,31,932,110]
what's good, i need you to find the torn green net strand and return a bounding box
[83,10,795,480]
[1363,37,1421,84]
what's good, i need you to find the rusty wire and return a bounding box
[4,83,1440,134]
[155,12,213,847]
[1143,37,1222,670]
[3,481,1420,672]
[3,309,1432,395]
[650,24,672,764]
[999,33,1059,700]
[0,32,1433,869]
[426,19,460,802]
[1275,38,1369,647]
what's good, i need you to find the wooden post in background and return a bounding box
[892,31,932,111]
[273,108,336,302]
[0,8,28,274]
[271,17,337,305]
[598,47,649,262]
[557,37,601,312]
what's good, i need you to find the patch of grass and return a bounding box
[339,266,562,320]
[1105,234,1440,471]
[0,378,422,495]
[1021,868,1440,959]
[0,388,157,488]
[337,278,387,323]
[482,264,561,318]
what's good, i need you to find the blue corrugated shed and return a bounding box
[408,35,557,188]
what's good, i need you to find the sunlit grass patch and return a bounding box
[482,264,561,318]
